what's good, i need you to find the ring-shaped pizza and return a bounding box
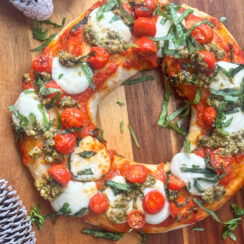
[9,0,244,234]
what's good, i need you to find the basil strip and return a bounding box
[105,180,132,192]
[179,9,194,22]
[193,87,202,104]
[193,198,222,223]
[167,104,189,121]
[124,43,139,49]
[96,0,117,20]
[38,104,49,128]
[137,229,147,244]
[150,34,174,42]
[194,178,204,193]
[158,82,171,126]
[169,4,184,40]
[76,151,97,159]
[192,228,205,231]
[82,229,125,241]
[117,0,134,25]
[120,120,124,133]
[210,88,241,103]
[77,168,93,175]
[31,33,57,51]
[44,18,66,28]
[29,205,45,230]
[241,78,244,111]
[33,20,48,41]
[184,139,191,153]
[81,63,95,90]
[116,101,125,106]
[9,105,29,127]
[109,14,121,23]
[219,16,227,23]
[70,15,88,33]
[128,124,140,148]
[73,208,88,217]
[164,120,187,136]
[122,75,154,85]
[180,166,217,178]
[57,110,61,129]
[60,126,82,134]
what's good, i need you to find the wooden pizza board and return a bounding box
[0,0,243,243]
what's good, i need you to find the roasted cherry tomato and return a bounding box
[169,197,194,221]
[135,0,158,17]
[143,190,165,214]
[32,54,53,73]
[88,47,109,70]
[191,23,214,45]
[45,81,65,105]
[133,36,157,56]
[125,164,148,184]
[203,106,218,126]
[89,193,109,214]
[127,210,146,229]
[133,17,157,37]
[54,133,76,154]
[168,175,186,191]
[210,149,232,174]
[61,108,84,128]
[48,164,71,186]
[199,51,216,72]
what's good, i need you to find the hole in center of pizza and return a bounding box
[9,0,244,234]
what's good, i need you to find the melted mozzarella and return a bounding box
[88,8,131,43]
[12,90,48,127]
[171,153,217,195]
[69,136,111,181]
[210,61,244,90]
[223,109,244,134]
[52,57,91,94]
[155,15,184,57]
[51,181,97,215]
[143,180,170,225]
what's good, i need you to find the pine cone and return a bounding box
[0,179,36,244]
[9,0,53,21]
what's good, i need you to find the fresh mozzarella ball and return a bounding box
[51,181,97,215]
[171,153,217,195]
[143,180,170,225]
[52,57,92,94]
[88,8,131,43]
[69,136,111,181]
[12,90,48,127]
[210,61,244,90]
[223,109,244,134]
[155,15,185,57]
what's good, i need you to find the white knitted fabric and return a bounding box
[9,0,53,21]
[0,179,36,244]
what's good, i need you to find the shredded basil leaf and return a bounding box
[158,82,171,126]
[105,180,132,192]
[97,0,118,20]
[124,43,139,49]
[73,207,88,217]
[77,168,93,175]
[192,227,205,231]
[9,105,29,127]
[137,229,147,244]
[76,151,97,159]
[219,16,227,23]
[33,20,48,41]
[184,139,191,153]
[82,229,125,241]
[58,73,63,79]
[31,33,57,51]
[128,124,140,148]
[150,34,174,42]
[117,0,134,25]
[81,62,95,90]
[29,205,45,230]
[116,101,125,106]
[44,17,66,28]
[120,120,124,133]
[37,104,49,128]
[109,14,121,23]
[123,75,154,85]
[193,87,202,104]
[70,15,88,33]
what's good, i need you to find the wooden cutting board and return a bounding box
[0,0,243,243]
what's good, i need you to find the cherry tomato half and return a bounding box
[168,175,186,191]
[143,190,165,214]
[133,36,157,56]
[54,133,76,154]
[48,164,71,186]
[199,51,216,72]
[203,106,218,126]
[61,108,84,128]
[133,17,157,37]
[127,210,146,229]
[125,164,148,184]
[88,47,109,70]
[89,193,109,214]
[191,23,214,45]
[169,197,194,222]
[135,0,158,17]
[32,54,53,73]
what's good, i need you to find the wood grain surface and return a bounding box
[0,0,243,243]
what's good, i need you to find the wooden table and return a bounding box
[0,0,243,243]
